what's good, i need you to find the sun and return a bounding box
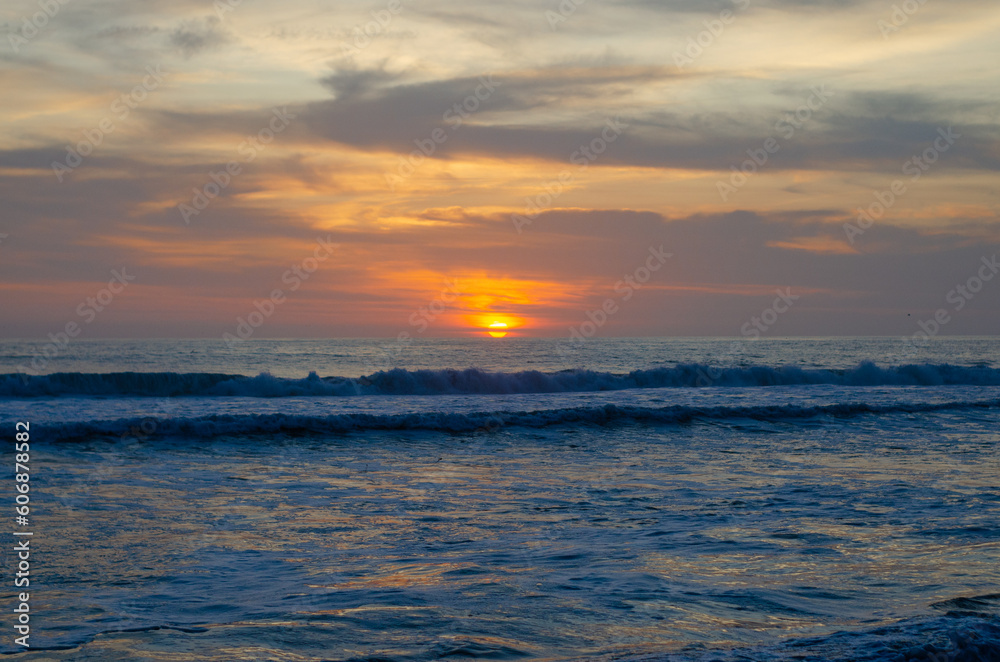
[487,321,508,338]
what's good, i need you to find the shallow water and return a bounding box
[6,410,997,660]
[2,338,998,660]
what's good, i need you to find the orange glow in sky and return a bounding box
[2,0,999,339]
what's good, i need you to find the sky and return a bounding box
[1,0,998,339]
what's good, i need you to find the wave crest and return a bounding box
[35,398,1000,441]
[4,362,1000,398]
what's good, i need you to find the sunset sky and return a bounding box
[1,0,998,338]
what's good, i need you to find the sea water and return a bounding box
[0,337,998,661]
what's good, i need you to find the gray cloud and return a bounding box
[168,16,231,58]
[296,71,1000,172]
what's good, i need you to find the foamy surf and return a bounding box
[6,362,1000,398]
[3,338,998,660]
[30,397,1000,441]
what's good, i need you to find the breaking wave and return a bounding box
[5,362,1000,398]
[36,398,1000,441]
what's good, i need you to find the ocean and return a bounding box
[1,337,999,661]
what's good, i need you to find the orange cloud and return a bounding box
[766,237,857,255]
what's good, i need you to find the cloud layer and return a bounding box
[0,0,998,338]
